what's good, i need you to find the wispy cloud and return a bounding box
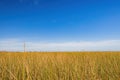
[0,39,120,51]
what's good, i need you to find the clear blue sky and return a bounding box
[0,0,120,42]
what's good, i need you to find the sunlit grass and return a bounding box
[0,52,120,80]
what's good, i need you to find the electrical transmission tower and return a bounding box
[24,42,26,52]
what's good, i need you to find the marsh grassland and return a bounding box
[0,52,120,80]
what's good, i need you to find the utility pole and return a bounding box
[24,42,26,53]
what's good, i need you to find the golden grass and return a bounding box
[0,52,120,80]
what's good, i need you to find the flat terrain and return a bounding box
[0,52,120,80]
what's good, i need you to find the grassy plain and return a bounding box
[0,52,120,80]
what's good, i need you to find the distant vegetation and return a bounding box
[0,52,120,80]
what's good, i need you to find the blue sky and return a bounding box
[0,0,120,51]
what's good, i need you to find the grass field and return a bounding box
[0,52,120,80]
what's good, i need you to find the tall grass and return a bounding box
[0,52,120,80]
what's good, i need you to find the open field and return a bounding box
[0,52,120,80]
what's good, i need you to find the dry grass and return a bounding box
[0,52,120,80]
